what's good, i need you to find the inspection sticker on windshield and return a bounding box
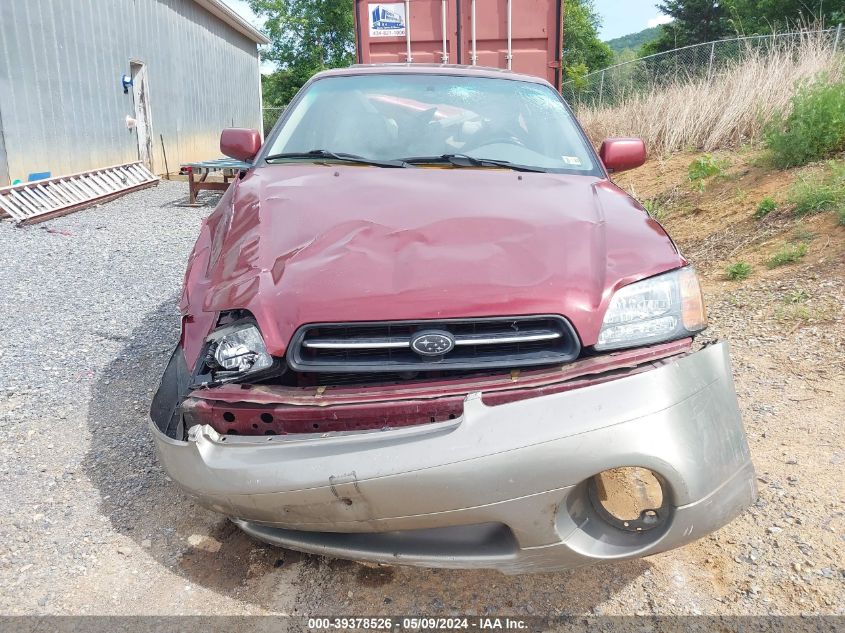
[369,3,407,37]
[561,156,583,166]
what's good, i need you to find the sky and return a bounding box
[224,0,261,26]
[593,0,672,40]
[221,0,672,54]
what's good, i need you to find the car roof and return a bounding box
[312,64,553,88]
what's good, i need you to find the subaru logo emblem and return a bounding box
[410,330,455,357]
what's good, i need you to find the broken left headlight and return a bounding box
[200,321,274,384]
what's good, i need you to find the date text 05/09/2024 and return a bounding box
[307,617,529,630]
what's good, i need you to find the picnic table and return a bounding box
[180,157,252,205]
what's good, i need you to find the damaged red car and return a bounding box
[150,65,756,574]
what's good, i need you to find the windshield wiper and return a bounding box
[264,150,412,168]
[401,154,549,173]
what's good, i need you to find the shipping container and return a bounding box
[353,0,564,91]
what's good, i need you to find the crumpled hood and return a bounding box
[180,165,684,364]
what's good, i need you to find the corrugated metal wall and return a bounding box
[0,106,8,185]
[0,0,261,185]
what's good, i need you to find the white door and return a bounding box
[130,62,154,171]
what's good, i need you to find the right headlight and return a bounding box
[595,267,707,351]
[202,320,275,383]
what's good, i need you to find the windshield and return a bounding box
[264,74,600,174]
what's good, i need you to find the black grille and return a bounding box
[287,316,580,373]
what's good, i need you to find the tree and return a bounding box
[643,0,844,54]
[563,0,614,79]
[722,0,844,33]
[261,63,321,108]
[643,0,730,54]
[605,26,661,57]
[248,0,355,107]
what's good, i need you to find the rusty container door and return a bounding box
[354,1,564,91]
[456,0,563,90]
[354,1,458,65]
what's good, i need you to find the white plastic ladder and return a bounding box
[0,162,159,225]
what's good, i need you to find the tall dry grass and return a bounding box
[579,30,844,155]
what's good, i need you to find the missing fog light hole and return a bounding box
[222,411,235,423]
[588,467,668,533]
[260,413,274,424]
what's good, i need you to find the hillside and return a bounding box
[605,26,660,55]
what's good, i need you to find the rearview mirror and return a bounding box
[220,128,262,162]
[599,138,647,173]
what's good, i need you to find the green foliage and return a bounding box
[644,0,844,54]
[605,27,660,56]
[249,0,354,70]
[566,62,592,91]
[643,198,666,221]
[784,288,810,304]
[790,226,816,242]
[766,242,809,268]
[644,0,730,54]
[765,76,845,169]
[726,262,752,280]
[261,68,310,108]
[563,0,614,80]
[755,197,777,219]
[838,207,845,225]
[688,155,729,181]
[788,161,845,216]
[722,1,844,35]
[249,0,354,108]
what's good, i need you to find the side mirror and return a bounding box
[599,138,647,174]
[220,128,262,162]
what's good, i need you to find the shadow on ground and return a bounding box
[83,299,648,614]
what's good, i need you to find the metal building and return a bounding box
[0,0,269,186]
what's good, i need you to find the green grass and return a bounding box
[838,207,845,226]
[688,155,730,182]
[775,292,840,323]
[755,197,777,219]
[725,262,752,281]
[776,304,812,322]
[788,161,845,217]
[765,74,845,169]
[790,226,816,243]
[784,289,810,304]
[643,199,665,222]
[766,242,809,269]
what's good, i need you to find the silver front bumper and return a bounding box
[151,342,756,574]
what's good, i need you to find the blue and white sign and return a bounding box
[369,3,406,37]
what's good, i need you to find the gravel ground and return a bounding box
[0,179,842,617]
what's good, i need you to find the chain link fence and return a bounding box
[563,26,843,111]
[260,28,842,130]
[262,106,286,136]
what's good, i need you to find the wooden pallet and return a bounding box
[0,162,159,225]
